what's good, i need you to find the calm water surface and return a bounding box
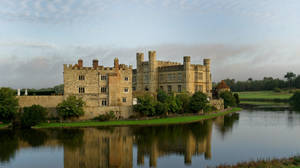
[1,109,300,168]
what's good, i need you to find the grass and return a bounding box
[217,156,300,168]
[237,91,293,100]
[34,107,242,128]
[0,123,9,128]
[240,101,289,106]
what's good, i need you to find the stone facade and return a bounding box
[63,58,133,118]
[133,51,212,97]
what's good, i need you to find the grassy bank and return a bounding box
[0,123,9,129]
[238,91,292,100]
[217,156,300,168]
[34,108,242,128]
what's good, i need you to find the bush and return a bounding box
[133,94,157,116]
[233,93,240,105]
[0,88,19,123]
[94,111,116,121]
[220,91,236,108]
[157,89,169,103]
[290,91,300,111]
[21,105,48,128]
[273,87,282,93]
[204,105,217,113]
[189,92,209,113]
[176,93,191,113]
[56,96,85,120]
[155,102,168,116]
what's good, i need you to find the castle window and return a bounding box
[79,87,85,93]
[101,87,107,93]
[168,74,172,81]
[102,99,107,106]
[125,77,129,81]
[178,85,182,92]
[133,76,136,82]
[199,85,203,92]
[122,97,127,103]
[178,73,182,81]
[160,86,163,90]
[168,85,172,93]
[124,87,129,92]
[133,87,136,91]
[145,87,149,91]
[79,75,85,80]
[101,75,107,80]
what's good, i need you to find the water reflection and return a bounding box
[0,112,241,168]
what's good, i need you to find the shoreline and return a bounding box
[33,107,242,129]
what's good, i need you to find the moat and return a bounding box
[1,109,300,168]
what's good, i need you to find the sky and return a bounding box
[1,0,300,89]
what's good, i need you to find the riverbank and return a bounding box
[217,156,300,168]
[33,107,242,128]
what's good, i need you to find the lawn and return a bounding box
[237,91,293,100]
[34,108,242,128]
[240,101,289,106]
[0,123,9,128]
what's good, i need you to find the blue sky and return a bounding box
[1,0,300,88]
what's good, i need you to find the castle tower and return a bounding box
[78,59,83,68]
[136,52,144,91]
[93,59,98,69]
[114,58,119,69]
[148,51,158,93]
[184,56,191,93]
[204,59,212,97]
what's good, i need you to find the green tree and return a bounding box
[54,84,64,95]
[0,88,19,123]
[21,105,48,128]
[155,102,168,116]
[56,96,85,120]
[133,94,156,116]
[233,93,240,105]
[290,91,300,111]
[285,72,296,88]
[220,91,236,108]
[157,89,169,103]
[175,93,191,113]
[189,92,209,113]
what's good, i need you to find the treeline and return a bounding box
[223,72,300,92]
[17,84,64,95]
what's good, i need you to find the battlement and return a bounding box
[157,60,182,67]
[158,65,184,72]
[63,59,132,71]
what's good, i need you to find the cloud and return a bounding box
[1,42,300,89]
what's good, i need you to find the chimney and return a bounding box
[114,58,119,69]
[78,59,83,68]
[93,59,98,69]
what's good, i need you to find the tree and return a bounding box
[233,93,240,105]
[289,91,300,111]
[220,91,236,108]
[157,89,169,103]
[189,92,209,113]
[285,72,296,88]
[176,93,191,113]
[21,105,48,128]
[54,84,64,95]
[0,88,19,123]
[56,96,85,120]
[133,94,156,116]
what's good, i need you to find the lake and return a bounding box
[1,109,300,168]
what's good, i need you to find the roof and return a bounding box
[216,80,230,90]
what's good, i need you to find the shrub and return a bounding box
[0,88,19,123]
[155,102,168,116]
[189,92,209,113]
[94,111,116,121]
[133,94,156,116]
[290,91,300,111]
[204,105,217,113]
[21,105,48,128]
[220,91,236,108]
[56,96,85,120]
[233,93,240,105]
[157,89,169,103]
[176,93,191,113]
[273,87,281,93]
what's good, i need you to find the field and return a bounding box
[237,91,293,100]
[34,108,242,128]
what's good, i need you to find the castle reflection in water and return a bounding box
[0,113,239,168]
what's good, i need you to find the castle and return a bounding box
[133,51,212,97]
[18,51,217,119]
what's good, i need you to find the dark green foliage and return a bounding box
[166,95,180,113]
[21,105,47,128]
[56,96,85,120]
[157,89,169,103]
[18,129,48,147]
[289,91,300,111]
[134,94,156,116]
[175,93,191,113]
[0,130,19,162]
[0,87,19,123]
[94,111,116,121]
[53,84,64,95]
[155,102,169,116]
[204,105,217,113]
[220,91,237,108]
[189,92,209,113]
[233,93,240,105]
[273,87,281,93]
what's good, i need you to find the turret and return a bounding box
[204,59,212,97]
[93,59,98,69]
[184,56,191,93]
[148,51,157,92]
[148,51,156,63]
